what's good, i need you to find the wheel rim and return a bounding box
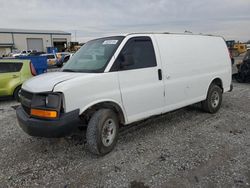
[211,91,220,108]
[101,118,116,147]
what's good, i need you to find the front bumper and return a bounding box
[16,106,81,138]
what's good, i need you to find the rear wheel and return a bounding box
[86,109,119,155]
[13,86,21,102]
[202,84,222,113]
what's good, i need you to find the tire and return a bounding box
[202,84,222,114]
[13,86,21,102]
[86,109,119,155]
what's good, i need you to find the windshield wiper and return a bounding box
[62,69,102,73]
[62,69,77,72]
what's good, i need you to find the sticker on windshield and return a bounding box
[103,40,118,45]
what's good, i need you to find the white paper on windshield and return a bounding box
[103,40,118,45]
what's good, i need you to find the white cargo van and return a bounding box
[17,33,232,155]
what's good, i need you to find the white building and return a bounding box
[0,28,71,56]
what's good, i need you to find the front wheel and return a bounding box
[202,84,222,114]
[86,109,119,155]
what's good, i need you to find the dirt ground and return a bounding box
[0,79,249,188]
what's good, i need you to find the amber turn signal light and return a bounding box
[31,109,57,118]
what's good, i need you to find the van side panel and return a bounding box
[54,34,231,125]
[53,72,127,122]
[155,34,231,112]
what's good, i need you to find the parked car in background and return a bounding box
[11,50,37,57]
[12,50,31,57]
[41,53,58,67]
[9,51,21,57]
[0,59,36,100]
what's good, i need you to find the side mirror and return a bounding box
[120,53,134,68]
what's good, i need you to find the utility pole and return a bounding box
[75,30,77,42]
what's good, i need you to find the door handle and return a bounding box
[158,69,162,80]
[12,75,19,78]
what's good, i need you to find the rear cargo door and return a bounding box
[116,36,165,123]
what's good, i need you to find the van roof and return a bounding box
[124,32,222,38]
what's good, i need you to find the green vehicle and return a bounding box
[0,59,36,100]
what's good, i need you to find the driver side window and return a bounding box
[112,37,157,71]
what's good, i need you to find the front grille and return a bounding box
[22,105,31,115]
[20,89,33,100]
[20,89,33,115]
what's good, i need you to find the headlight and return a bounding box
[30,92,62,119]
[45,94,61,109]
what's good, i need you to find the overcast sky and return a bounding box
[0,0,250,42]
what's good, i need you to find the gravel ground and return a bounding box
[1,56,250,188]
[0,81,249,188]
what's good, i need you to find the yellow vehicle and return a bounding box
[226,40,247,57]
[234,43,247,54]
[0,59,36,100]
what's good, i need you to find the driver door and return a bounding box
[115,36,165,123]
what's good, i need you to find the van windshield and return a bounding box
[62,36,124,73]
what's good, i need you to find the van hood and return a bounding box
[22,72,88,93]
